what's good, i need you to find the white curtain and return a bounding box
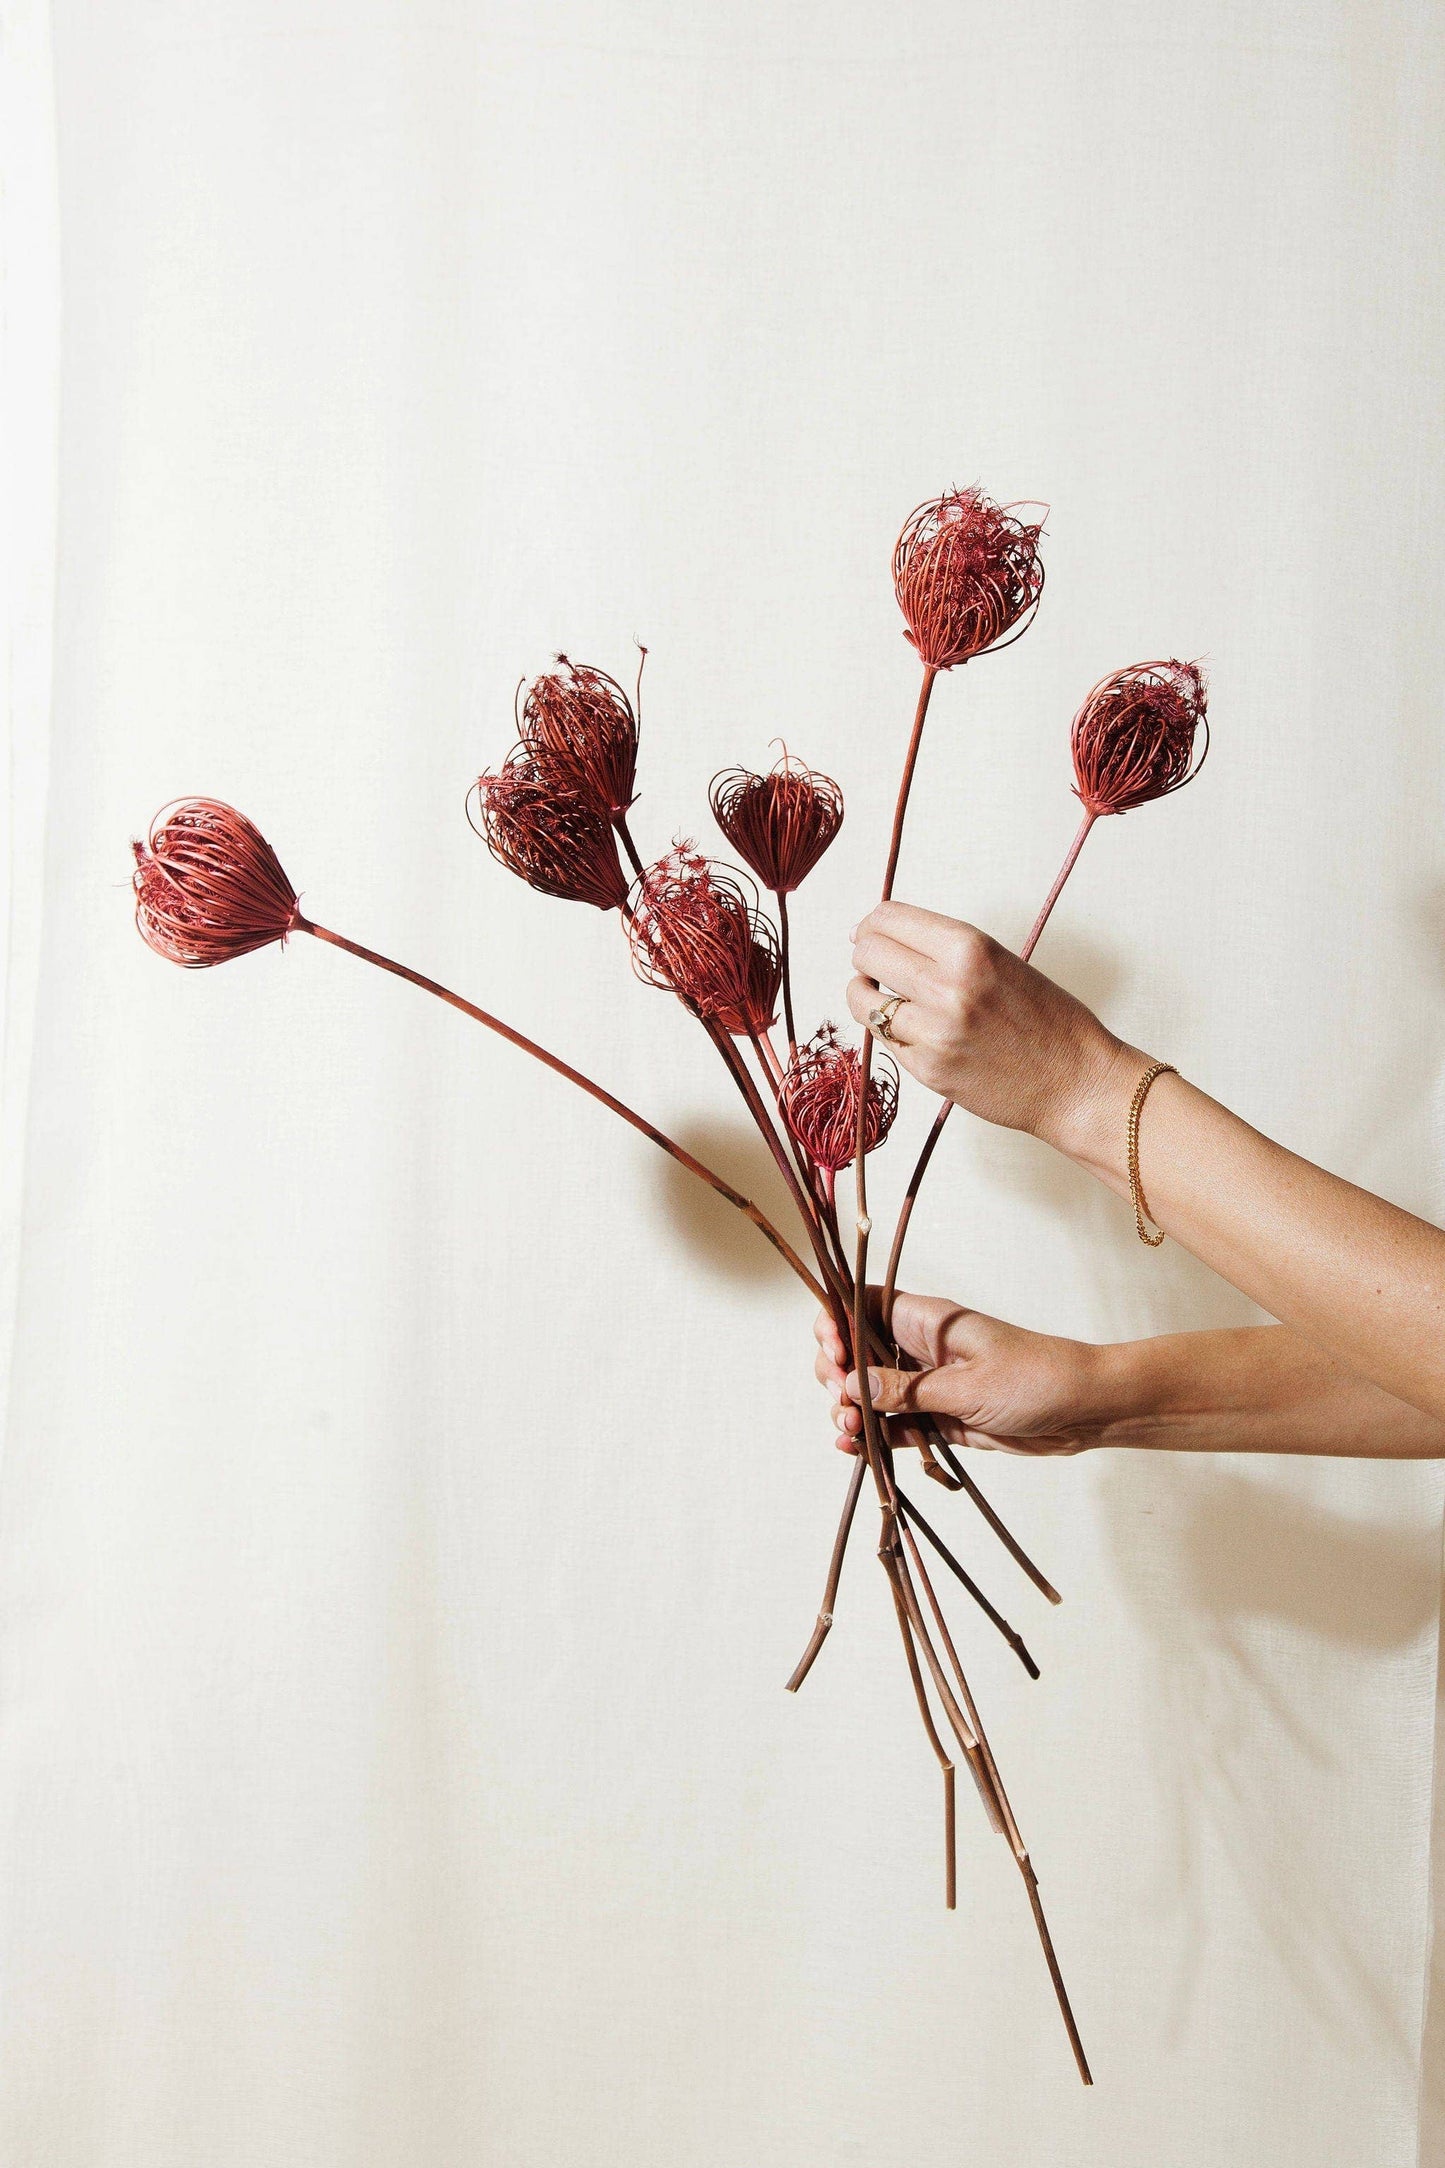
[4,4,1445,2162]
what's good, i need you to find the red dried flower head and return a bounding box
[893,488,1045,671]
[782,1024,899,1172]
[132,799,300,967]
[708,750,844,895]
[520,656,639,818]
[469,746,630,911]
[1071,659,1208,817]
[709,917,783,1038]
[628,847,777,1031]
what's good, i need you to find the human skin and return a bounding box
[815,1297,1445,1459]
[826,900,1445,1449]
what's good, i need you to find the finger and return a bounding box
[834,1401,862,1438]
[854,900,982,962]
[844,1364,971,1419]
[845,974,922,1046]
[849,929,934,1003]
[813,1307,846,1349]
[815,1347,846,1391]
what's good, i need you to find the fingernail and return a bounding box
[867,1369,882,1397]
[848,925,858,941]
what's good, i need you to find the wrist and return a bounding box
[1035,1035,1146,1189]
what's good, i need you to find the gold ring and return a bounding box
[867,993,906,1042]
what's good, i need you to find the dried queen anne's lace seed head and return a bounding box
[783,1025,899,1172]
[133,799,300,967]
[708,751,844,895]
[519,656,639,819]
[1071,659,1208,816]
[893,488,1045,671]
[468,747,630,911]
[709,918,783,1039]
[627,848,779,1034]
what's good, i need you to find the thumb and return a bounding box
[845,1364,965,1418]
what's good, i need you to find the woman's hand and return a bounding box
[812,1290,1110,1457]
[845,900,1137,1151]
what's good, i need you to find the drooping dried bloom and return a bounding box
[628,847,777,1030]
[133,799,300,967]
[710,917,783,1038]
[519,657,639,818]
[1071,659,1208,816]
[469,747,630,911]
[893,488,1045,671]
[783,1024,899,1172]
[709,750,844,894]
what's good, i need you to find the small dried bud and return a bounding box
[893,488,1045,671]
[133,799,300,968]
[469,746,630,911]
[628,847,776,1030]
[709,750,844,895]
[782,1025,899,1172]
[1071,659,1208,816]
[520,657,639,818]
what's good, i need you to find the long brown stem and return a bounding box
[297,920,825,1303]
[879,1535,957,1909]
[879,807,1098,1339]
[894,1484,1039,1678]
[924,1439,1063,1606]
[881,666,938,899]
[847,661,938,1670]
[707,1023,852,1328]
[785,1451,867,1692]
[776,889,798,1058]
[897,1509,1091,2084]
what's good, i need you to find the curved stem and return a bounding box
[785,1451,867,1692]
[297,919,825,1303]
[879,807,1098,1339]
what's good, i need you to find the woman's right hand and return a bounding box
[813,1291,1112,1457]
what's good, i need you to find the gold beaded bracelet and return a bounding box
[1127,1060,1177,1246]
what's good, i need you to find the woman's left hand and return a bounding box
[846,900,1135,1152]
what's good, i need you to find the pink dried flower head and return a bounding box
[708,749,844,895]
[893,487,1045,670]
[782,1024,899,1172]
[1071,659,1208,816]
[132,799,300,967]
[468,746,630,911]
[628,847,776,1030]
[520,656,639,818]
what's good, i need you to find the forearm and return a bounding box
[1053,1053,1445,1424]
[1083,1323,1445,1457]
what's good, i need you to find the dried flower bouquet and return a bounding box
[133,488,1207,2086]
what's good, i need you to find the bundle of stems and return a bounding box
[131,495,1206,2091]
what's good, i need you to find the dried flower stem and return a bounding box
[776,890,798,1057]
[615,814,646,880]
[296,919,825,1302]
[896,1508,1091,2084]
[784,1450,868,1691]
[894,1485,1039,1678]
[880,1534,959,1909]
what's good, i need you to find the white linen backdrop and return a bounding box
[2,2,1444,2162]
